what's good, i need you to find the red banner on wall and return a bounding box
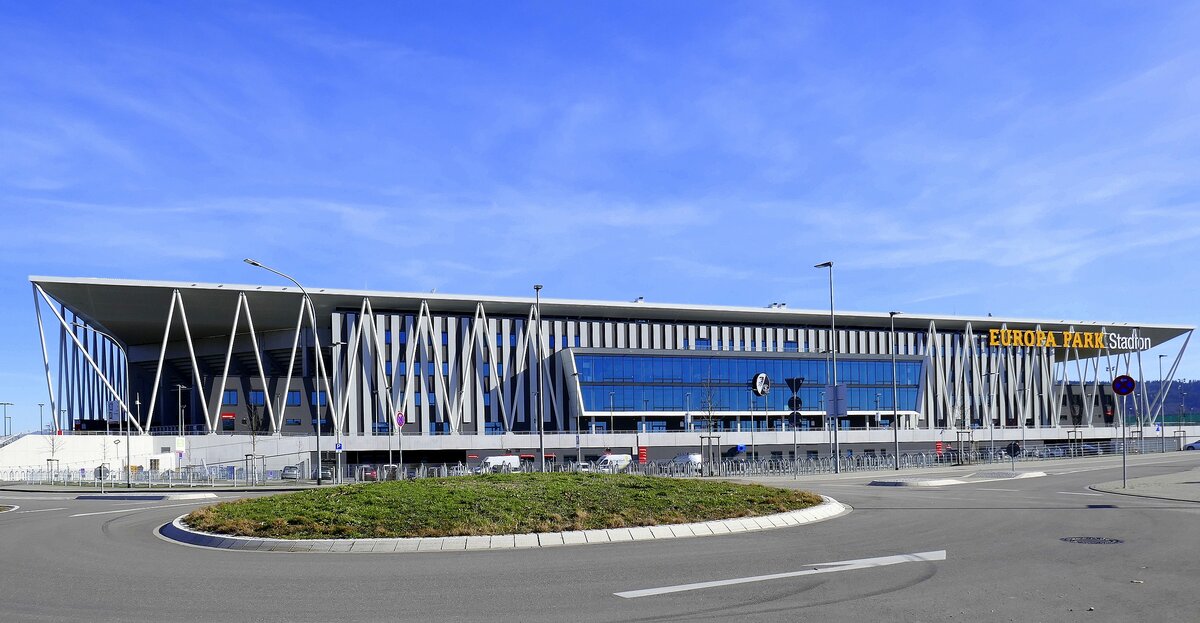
[638,446,648,464]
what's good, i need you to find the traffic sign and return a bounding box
[395,411,406,426]
[1112,375,1136,396]
[335,442,343,452]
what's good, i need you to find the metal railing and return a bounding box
[6,438,1181,487]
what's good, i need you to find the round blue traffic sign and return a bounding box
[1112,375,1136,396]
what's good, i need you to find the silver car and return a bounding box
[281,465,301,480]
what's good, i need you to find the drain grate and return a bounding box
[1061,536,1123,544]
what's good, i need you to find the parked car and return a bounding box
[360,466,379,481]
[1184,440,1200,451]
[313,466,334,480]
[281,465,301,480]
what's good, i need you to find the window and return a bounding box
[385,329,392,344]
[574,335,581,347]
[222,390,237,406]
[310,391,327,407]
[248,390,265,406]
[286,391,301,406]
[549,336,556,349]
[285,418,301,426]
[696,338,711,350]
[385,361,392,376]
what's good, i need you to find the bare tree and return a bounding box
[697,362,724,474]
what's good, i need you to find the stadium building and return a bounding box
[4,274,1193,472]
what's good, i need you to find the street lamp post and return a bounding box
[128,396,138,488]
[534,284,545,473]
[814,261,840,472]
[609,391,615,433]
[567,372,582,466]
[38,403,44,434]
[175,384,189,436]
[746,389,754,461]
[244,259,325,485]
[889,312,901,470]
[1,402,12,436]
[1159,354,1166,453]
[329,340,347,484]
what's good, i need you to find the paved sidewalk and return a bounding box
[1091,467,1200,503]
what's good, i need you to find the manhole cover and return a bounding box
[1060,536,1123,544]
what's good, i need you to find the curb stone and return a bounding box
[158,495,847,554]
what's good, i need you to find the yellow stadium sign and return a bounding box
[988,329,1150,350]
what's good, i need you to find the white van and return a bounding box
[478,455,521,473]
[596,453,633,473]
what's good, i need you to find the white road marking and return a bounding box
[1057,491,1103,497]
[70,501,209,518]
[615,550,947,599]
[13,507,68,514]
[975,488,1019,492]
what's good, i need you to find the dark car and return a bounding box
[360,466,379,481]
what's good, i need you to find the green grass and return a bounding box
[184,473,823,539]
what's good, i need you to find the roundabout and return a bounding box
[1,453,1196,622]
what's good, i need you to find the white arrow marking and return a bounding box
[615,550,947,599]
[70,501,209,517]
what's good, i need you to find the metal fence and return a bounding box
[6,438,1183,487]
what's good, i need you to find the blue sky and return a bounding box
[1,1,1197,431]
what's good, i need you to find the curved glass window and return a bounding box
[575,354,922,413]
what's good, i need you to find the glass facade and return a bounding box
[575,354,921,413]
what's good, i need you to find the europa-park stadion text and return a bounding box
[988,329,1151,350]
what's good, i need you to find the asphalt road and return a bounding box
[2,453,1198,622]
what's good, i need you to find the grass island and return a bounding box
[184,473,823,540]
